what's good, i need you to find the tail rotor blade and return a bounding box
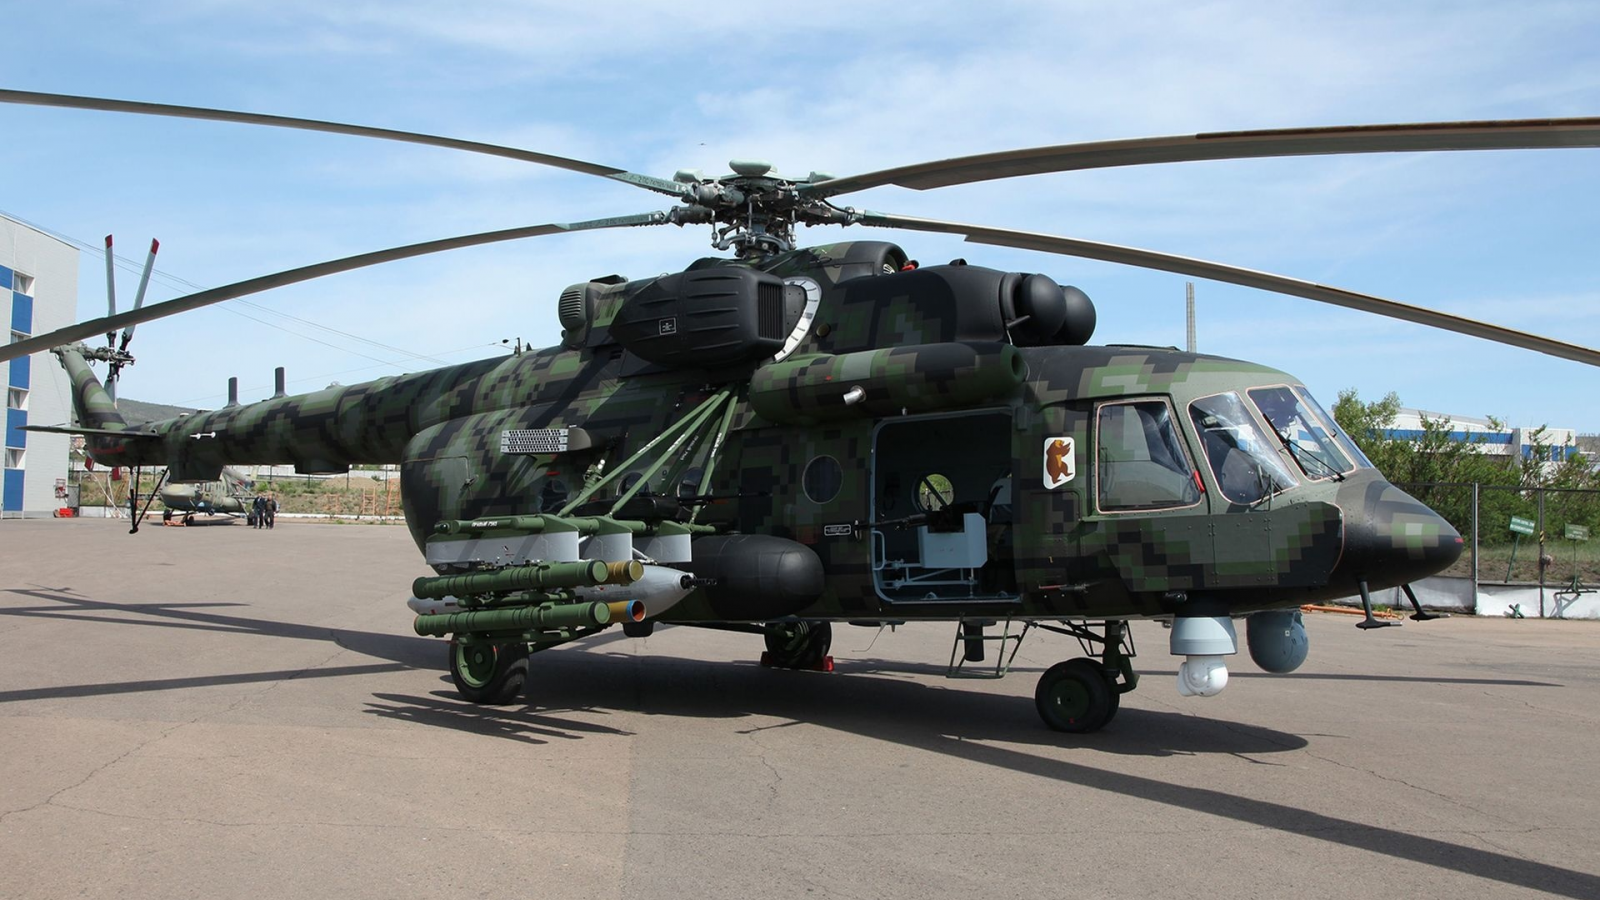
[120,238,160,351]
[103,235,117,349]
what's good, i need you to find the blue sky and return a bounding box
[3,1,1598,431]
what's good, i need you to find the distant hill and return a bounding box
[115,398,201,426]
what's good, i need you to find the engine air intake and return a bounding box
[610,267,800,370]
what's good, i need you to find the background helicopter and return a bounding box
[155,466,257,524]
[3,84,1597,732]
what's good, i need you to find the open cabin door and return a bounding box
[870,410,1018,603]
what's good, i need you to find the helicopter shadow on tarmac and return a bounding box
[0,580,1311,755]
[0,584,438,704]
[6,587,1597,896]
[381,633,1309,759]
[354,621,1306,759]
[366,634,1600,900]
[362,691,638,746]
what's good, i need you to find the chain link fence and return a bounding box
[1398,482,1600,588]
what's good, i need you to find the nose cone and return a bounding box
[1338,477,1464,588]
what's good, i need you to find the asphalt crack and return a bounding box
[0,719,187,828]
[744,727,786,808]
[1299,748,1514,826]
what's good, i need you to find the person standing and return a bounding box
[251,495,266,529]
[265,494,278,529]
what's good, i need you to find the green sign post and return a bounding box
[1556,524,1593,611]
[1506,516,1538,582]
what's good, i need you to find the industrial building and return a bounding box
[2,214,77,517]
[1387,408,1579,464]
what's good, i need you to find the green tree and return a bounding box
[1333,389,1405,473]
[1337,390,1600,576]
[1334,390,1524,544]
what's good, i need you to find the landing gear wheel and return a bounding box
[1102,679,1121,725]
[162,508,172,523]
[1085,658,1121,725]
[1035,658,1116,733]
[763,621,832,669]
[448,639,529,705]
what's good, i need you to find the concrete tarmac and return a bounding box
[2,518,1598,899]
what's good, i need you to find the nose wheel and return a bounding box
[1035,658,1120,733]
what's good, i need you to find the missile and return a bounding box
[411,560,625,600]
[412,599,642,637]
[408,565,694,618]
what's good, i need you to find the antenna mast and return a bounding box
[1185,282,1196,353]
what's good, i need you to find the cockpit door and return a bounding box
[1090,397,1218,593]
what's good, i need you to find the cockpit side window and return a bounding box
[1095,399,1202,512]
[1189,392,1298,505]
[1249,385,1353,479]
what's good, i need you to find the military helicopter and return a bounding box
[5,89,1599,733]
[155,466,257,524]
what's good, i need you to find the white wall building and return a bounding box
[1388,408,1578,464]
[3,214,78,517]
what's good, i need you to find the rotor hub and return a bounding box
[668,166,857,260]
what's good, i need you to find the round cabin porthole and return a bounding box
[917,473,954,510]
[803,456,843,504]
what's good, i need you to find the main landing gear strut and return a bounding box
[761,621,834,671]
[1030,620,1138,734]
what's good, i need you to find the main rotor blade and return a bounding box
[816,118,1600,196]
[0,212,668,364]
[859,211,1600,368]
[0,89,688,198]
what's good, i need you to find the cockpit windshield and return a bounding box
[1248,385,1369,478]
[1189,392,1298,505]
[1294,387,1373,469]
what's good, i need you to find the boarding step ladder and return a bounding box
[945,618,1030,679]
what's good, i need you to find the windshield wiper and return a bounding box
[1275,431,1345,482]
